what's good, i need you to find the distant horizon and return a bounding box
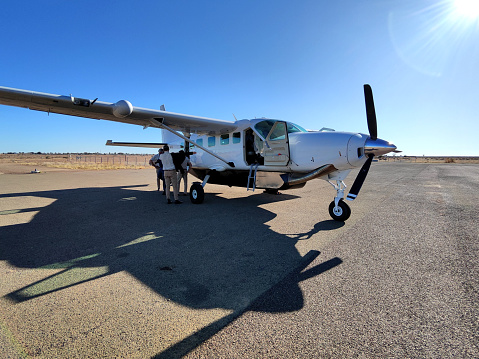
[2,151,478,158]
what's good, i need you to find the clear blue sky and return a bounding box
[1,0,478,156]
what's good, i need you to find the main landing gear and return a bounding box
[189,183,204,204]
[189,173,209,204]
[328,180,351,222]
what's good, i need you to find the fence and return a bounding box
[69,154,152,167]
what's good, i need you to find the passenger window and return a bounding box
[232,132,241,144]
[208,136,216,147]
[196,138,203,147]
[220,134,229,145]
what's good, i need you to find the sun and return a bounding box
[454,0,479,19]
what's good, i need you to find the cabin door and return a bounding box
[263,121,290,166]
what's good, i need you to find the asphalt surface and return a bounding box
[0,162,478,358]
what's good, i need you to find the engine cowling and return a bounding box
[347,133,368,167]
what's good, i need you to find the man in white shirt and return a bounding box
[159,145,181,204]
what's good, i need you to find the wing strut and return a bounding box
[150,118,235,168]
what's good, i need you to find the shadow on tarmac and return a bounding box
[0,184,342,357]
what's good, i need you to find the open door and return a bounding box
[263,121,290,166]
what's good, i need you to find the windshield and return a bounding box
[287,122,307,134]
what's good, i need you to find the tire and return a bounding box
[328,199,351,221]
[263,189,280,195]
[189,182,205,204]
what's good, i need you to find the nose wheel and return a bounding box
[327,179,351,221]
[328,199,351,221]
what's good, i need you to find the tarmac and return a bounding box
[0,162,478,358]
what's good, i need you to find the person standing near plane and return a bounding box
[177,150,192,195]
[160,145,181,204]
[149,148,165,193]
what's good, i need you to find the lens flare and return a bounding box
[388,1,479,77]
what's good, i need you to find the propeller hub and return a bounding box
[364,138,397,157]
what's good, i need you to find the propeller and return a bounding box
[364,84,377,141]
[346,84,378,201]
[346,154,373,201]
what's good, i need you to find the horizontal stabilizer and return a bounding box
[106,140,167,148]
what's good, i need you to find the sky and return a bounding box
[0,0,478,156]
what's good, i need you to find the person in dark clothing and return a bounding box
[149,149,166,193]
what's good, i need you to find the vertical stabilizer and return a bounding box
[161,129,184,152]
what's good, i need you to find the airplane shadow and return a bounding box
[287,220,345,240]
[0,184,342,357]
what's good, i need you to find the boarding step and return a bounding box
[247,163,259,191]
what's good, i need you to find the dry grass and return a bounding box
[2,153,478,171]
[0,154,153,170]
[381,156,479,164]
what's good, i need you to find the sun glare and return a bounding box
[388,1,479,77]
[454,0,479,19]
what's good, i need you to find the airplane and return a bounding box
[0,84,397,221]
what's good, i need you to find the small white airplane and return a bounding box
[0,84,397,221]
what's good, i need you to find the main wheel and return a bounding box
[328,199,351,221]
[263,189,281,195]
[190,182,205,204]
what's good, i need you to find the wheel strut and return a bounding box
[327,180,351,221]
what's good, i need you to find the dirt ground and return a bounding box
[1,162,478,358]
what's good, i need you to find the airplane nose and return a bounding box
[364,137,397,156]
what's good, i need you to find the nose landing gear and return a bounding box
[328,199,351,221]
[327,179,351,221]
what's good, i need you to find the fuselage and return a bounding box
[166,118,376,189]
[183,119,369,171]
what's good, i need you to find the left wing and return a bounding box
[0,86,237,135]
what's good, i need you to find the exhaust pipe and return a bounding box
[281,164,337,188]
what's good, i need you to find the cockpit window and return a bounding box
[254,120,307,139]
[269,122,287,141]
[254,120,275,139]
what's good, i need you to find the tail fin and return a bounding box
[161,129,184,152]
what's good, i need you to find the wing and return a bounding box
[0,86,237,135]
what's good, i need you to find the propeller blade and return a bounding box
[364,84,377,141]
[346,154,373,201]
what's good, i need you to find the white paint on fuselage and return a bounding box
[165,118,369,174]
